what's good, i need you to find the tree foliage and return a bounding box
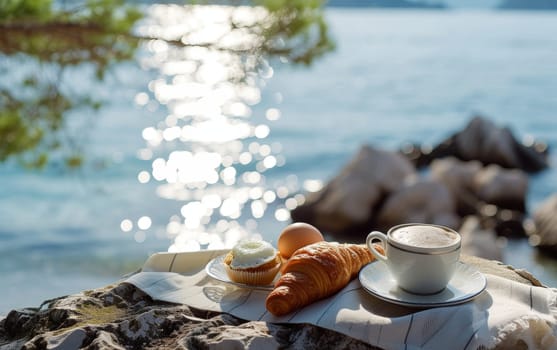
[0,0,333,170]
[0,0,141,169]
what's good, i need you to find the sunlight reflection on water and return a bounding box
[122,4,322,251]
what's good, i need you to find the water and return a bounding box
[1,7,557,315]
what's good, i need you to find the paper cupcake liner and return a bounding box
[225,263,281,286]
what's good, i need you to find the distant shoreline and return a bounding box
[324,0,557,10]
[326,0,446,9]
[133,1,557,10]
[498,0,557,10]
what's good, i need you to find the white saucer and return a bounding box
[359,261,487,308]
[205,255,277,290]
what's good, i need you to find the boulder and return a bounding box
[375,178,460,231]
[291,145,416,236]
[292,143,530,241]
[0,283,383,350]
[459,216,503,261]
[402,116,548,173]
[473,164,528,212]
[430,157,483,216]
[430,158,528,214]
[531,194,557,253]
[429,157,529,237]
[454,116,521,168]
[491,208,528,237]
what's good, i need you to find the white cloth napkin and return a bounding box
[125,250,557,349]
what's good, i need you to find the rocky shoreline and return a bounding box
[292,116,555,260]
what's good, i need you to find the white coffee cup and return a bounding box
[366,223,461,295]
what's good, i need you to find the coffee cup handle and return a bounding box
[366,231,388,263]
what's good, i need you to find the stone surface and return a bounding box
[0,256,543,350]
[459,216,503,261]
[407,115,549,172]
[291,145,415,235]
[430,157,528,215]
[430,157,483,216]
[429,157,529,238]
[292,147,532,242]
[531,194,557,253]
[461,255,544,287]
[473,164,528,212]
[0,283,381,350]
[375,178,460,231]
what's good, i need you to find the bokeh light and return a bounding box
[120,219,133,233]
[131,4,317,251]
[138,216,152,230]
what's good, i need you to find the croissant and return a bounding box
[265,241,381,316]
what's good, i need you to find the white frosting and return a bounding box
[230,240,276,268]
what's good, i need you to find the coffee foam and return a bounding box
[390,225,458,248]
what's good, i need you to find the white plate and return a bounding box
[359,261,487,308]
[205,255,277,290]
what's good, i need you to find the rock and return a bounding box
[0,283,379,350]
[430,157,529,237]
[473,164,528,212]
[430,157,483,216]
[403,116,549,173]
[191,322,280,349]
[291,145,416,236]
[431,158,528,213]
[292,144,530,241]
[531,194,557,253]
[460,255,544,287]
[492,209,528,237]
[454,116,520,168]
[0,256,545,349]
[375,178,460,231]
[45,328,87,349]
[398,142,434,169]
[459,216,504,261]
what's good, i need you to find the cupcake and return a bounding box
[223,239,281,285]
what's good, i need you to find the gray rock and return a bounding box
[473,164,528,212]
[292,145,530,240]
[531,194,557,252]
[460,255,544,287]
[430,157,529,237]
[291,145,416,235]
[375,178,460,231]
[454,116,521,168]
[430,157,483,216]
[404,116,549,173]
[0,283,380,350]
[459,216,504,261]
[45,328,87,350]
[431,158,528,213]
